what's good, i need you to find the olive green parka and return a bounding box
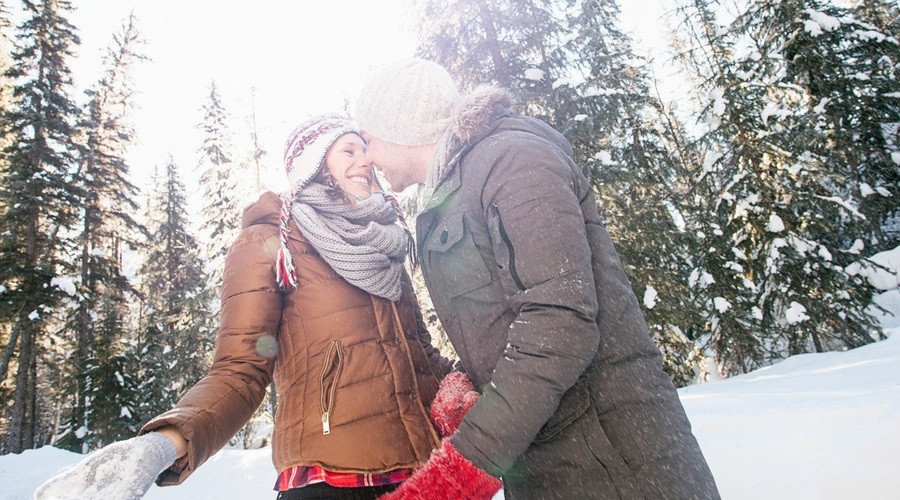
[417,88,720,500]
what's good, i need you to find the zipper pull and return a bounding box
[322,412,330,435]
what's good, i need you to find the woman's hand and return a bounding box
[430,372,480,437]
[34,430,182,500]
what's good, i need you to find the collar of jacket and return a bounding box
[420,144,466,214]
[415,88,514,251]
[416,149,463,253]
[419,103,514,214]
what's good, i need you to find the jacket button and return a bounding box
[440,229,448,244]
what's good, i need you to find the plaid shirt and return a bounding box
[275,465,413,491]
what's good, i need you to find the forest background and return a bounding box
[0,0,897,456]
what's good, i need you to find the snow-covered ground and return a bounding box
[4,323,897,499]
[3,257,899,499]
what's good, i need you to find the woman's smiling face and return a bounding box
[324,133,375,199]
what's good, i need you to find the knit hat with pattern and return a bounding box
[275,113,417,291]
[283,113,358,193]
[354,58,460,146]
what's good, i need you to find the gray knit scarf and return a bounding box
[291,183,407,301]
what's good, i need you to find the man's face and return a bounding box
[361,133,423,192]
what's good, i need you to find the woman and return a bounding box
[35,113,464,500]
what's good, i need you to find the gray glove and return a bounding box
[34,431,179,500]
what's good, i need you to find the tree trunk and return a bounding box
[6,319,36,452]
[0,325,21,382]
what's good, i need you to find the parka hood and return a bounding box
[448,86,573,157]
[449,86,515,144]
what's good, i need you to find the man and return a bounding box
[355,58,720,500]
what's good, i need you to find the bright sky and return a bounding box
[68,0,421,193]
[66,0,671,197]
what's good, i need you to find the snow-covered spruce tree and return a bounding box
[0,1,13,409]
[415,0,565,107]
[136,159,214,423]
[0,0,82,453]
[0,1,11,55]
[196,81,253,299]
[0,0,13,138]
[561,0,708,384]
[57,14,147,452]
[240,86,267,196]
[783,3,899,251]
[668,0,767,376]
[0,4,10,252]
[415,0,705,383]
[133,166,169,423]
[671,0,883,375]
[196,85,272,450]
[72,282,141,448]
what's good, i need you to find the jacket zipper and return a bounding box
[491,204,526,290]
[319,340,343,435]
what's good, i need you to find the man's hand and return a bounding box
[380,438,501,500]
[34,431,179,500]
[430,371,480,437]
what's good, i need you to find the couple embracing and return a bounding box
[36,59,719,500]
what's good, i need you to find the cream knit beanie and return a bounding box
[354,58,460,146]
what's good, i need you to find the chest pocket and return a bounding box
[425,211,492,298]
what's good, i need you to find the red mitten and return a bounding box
[430,372,480,437]
[380,438,501,500]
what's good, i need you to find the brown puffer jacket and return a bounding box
[141,191,449,485]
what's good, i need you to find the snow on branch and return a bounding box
[813,195,866,220]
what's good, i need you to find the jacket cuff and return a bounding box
[139,417,195,486]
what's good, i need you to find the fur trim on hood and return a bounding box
[450,86,516,145]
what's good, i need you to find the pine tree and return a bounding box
[415,0,706,383]
[245,86,267,194]
[561,0,708,384]
[668,0,763,375]
[58,13,147,451]
[0,0,82,453]
[0,0,15,412]
[137,158,214,423]
[75,281,141,447]
[783,2,900,251]
[0,1,13,129]
[195,82,249,297]
[671,0,886,375]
